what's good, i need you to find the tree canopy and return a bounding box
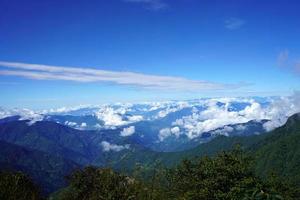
[0,171,42,200]
[52,148,299,200]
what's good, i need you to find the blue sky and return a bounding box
[0,0,299,109]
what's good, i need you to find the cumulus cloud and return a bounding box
[170,94,300,139]
[171,126,181,136]
[2,94,299,138]
[224,18,245,30]
[123,0,168,11]
[101,141,130,152]
[158,126,181,141]
[96,107,125,127]
[95,106,143,128]
[120,126,135,136]
[0,61,246,91]
[158,128,171,141]
[0,108,43,125]
[157,101,190,118]
[262,91,300,131]
[172,98,252,138]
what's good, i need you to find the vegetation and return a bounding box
[0,171,42,200]
[165,148,299,200]
[50,148,299,200]
[1,114,300,199]
[1,148,299,199]
[253,114,300,187]
[51,167,148,200]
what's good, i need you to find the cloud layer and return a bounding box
[166,94,300,139]
[1,94,299,141]
[0,61,245,91]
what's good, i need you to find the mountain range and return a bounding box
[0,97,299,194]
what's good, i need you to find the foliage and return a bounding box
[164,148,299,200]
[55,166,150,200]
[253,114,300,187]
[52,149,299,200]
[0,171,42,200]
[1,114,300,199]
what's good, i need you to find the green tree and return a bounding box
[51,149,300,200]
[56,166,148,200]
[165,148,295,200]
[0,171,41,200]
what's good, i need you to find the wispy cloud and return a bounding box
[277,49,289,67]
[295,62,300,75]
[277,50,300,76]
[0,61,247,91]
[224,18,245,30]
[123,0,168,11]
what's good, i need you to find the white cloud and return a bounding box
[0,61,246,91]
[127,115,144,122]
[1,94,299,138]
[95,107,126,127]
[156,101,190,118]
[158,128,171,141]
[225,18,245,30]
[101,141,130,152]
[262,92,300,130]
[123,0,168,11]
[171,98,250,138]
[171,94,300,139]
[46,104,99,115]
[211,125,234,137]
[94,106,143,128]
[120,126,135,137]
[0,108,44,125]
[158,126,181,141]
[65,121,77,126]
[170,126,181,137]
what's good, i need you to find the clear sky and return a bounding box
[0,0,299,109]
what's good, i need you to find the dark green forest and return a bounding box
[1,148,299,200]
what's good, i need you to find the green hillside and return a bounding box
[252,113,300,186]
[1,113,299,197]
[112,113,300,187]
[0,140,80,194]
